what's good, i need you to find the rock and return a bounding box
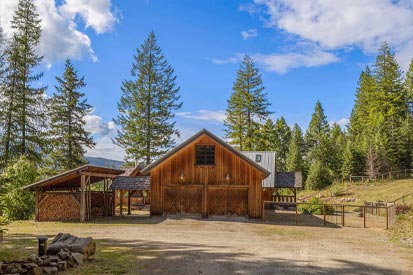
[27,254,37,263]
[35,258,43,266]
[42,266,58,275]
[41,257,51,266]
[49,256,60,263]
[50,262,58,267]
[57,249,69,260]
[27,265,43,275]
[71,253,84,265]
[57,261,67,271]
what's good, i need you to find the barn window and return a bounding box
[195,145,215,165]
[255,154,262,162]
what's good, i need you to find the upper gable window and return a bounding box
[196,145,215,165]
[255,154,262,162]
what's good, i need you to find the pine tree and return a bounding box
[274,117,291,171]
[403,58,413,168]
[305,101,330,165]
[286,123,304,172]
[114,32,182,165]
[372,42,407,171]
[305,101,332,189]
[0,24,7,168]
[48,59,95,171]
[0,0,46,167]
[224,55,271,151]
[255,118,276,151]
[329,123,346,176]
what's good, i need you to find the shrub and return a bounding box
[0,157,37,220]
[298,197,335,215]
[305,160,333,190]
[396,204,412,215]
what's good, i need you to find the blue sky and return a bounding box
[1,0,412,160]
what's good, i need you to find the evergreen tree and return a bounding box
[372,42,407,171]
[329,123,346,176]
[255,118,276,151]
[0,0,46,168]
[48,59,95,171]
[0,24,7,168]
[403,58,413,168]
[286,123,304,173]
[305,101,330,165]
[114,32,182,165]
[305,101,332,189]
[224,55,271,150]
[274,117,291,171]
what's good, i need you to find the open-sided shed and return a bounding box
[110,176,150,215]
[141,129,270,219]
[23,165,124,222]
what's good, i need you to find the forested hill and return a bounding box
[85,157,124,169]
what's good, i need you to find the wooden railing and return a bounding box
[273,195,296,203]
[341,169,413,184]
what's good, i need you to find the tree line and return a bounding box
[224,45,413,189]
[0,0,94,220]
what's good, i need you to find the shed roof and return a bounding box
[110,176,150,190]
[274,172,303,188]
[140,129,270,177]
[23,165,125,191]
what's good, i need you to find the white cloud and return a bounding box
[330,118,350,128]
[253,47,340,74]
[176,110,226,123]
[251,0,413,71]
[0,0,118,65]
[241,29,258,40]
[84,114,116,135]
[84,136,125,161]
[211,44,340,74]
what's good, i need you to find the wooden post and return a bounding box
[386,206,389,229]
[350,175,352,185]
[111,189,116,216]
[363,206,366,228]
[341,204,345,226]
[120,190,124,216]
[80,174,86,222]
[35,191,39,222]
[127,190,131,215]
[323,204,326,226]
[261,202,265,222]
[295,203,298,225]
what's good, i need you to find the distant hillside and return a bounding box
[85,156,124,168]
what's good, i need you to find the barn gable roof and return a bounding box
[140,128,270,177]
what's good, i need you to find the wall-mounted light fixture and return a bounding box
[180,172,185,181]
[225,173,231,181]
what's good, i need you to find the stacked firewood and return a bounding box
[39,195,80,221]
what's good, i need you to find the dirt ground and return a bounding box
[3,216,413,274]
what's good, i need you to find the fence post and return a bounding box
[262,202,265,222]
[382,174,384,183]
[386,206,389,229]
[363,206,366,228]
[341,205,345,226]
[323,205,326,226]
[295,203,298,225]
[350,175,352,185]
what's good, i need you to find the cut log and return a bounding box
[46,233,96,259]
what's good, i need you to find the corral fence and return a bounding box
[262,201,396,229]
[342,169,413,184]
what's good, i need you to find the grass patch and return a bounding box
[389,213,413,249]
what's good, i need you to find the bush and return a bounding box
[396,204,412,215]
[305,160,333,190]
[298,197,335,215]
[0,157,37,220]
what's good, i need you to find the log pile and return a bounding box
[91,192,105,218]
[38,194,80,221]
[0,233,96,275]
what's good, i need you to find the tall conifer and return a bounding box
[48,59,95,171]
[286,124,304,173]
[114,32,182,165]
[224,55,271,150]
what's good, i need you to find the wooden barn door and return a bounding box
[163,184,203,216]
[207,186,248,217]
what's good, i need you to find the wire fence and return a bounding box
[341,169,413,184]
[262,201,396,229]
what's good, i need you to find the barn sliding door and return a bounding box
[207,186,248,217]
[163,184,203,215]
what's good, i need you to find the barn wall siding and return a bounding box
[150,134,265,218]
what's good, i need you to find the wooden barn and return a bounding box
[140,129,270,219]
